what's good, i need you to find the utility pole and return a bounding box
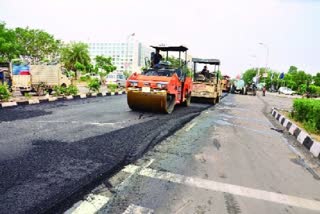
[126,33,135,74]
[259,42,269,76]
[259,42,269,88]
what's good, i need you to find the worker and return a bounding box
[152,49,163,67]
[201,66,209,77]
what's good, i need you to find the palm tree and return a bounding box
[60,42,91,79]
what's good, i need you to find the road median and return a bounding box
[271,108,320,158]
[0,91,126,109]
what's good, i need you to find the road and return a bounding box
[1,93,320,214]
[93,93,320,214]
[0,95,210,214]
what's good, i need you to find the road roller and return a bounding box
[126,45,193,114]
[191,58,222,104]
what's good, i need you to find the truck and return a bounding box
[126,45,192,114]
[29,64,72,95]
[10,60,72,96]
[10,60,32,94]
[230,79,246,95]
[191,58,222,104]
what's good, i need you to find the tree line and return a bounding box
[241,66,320,95]
[0,22,116,79]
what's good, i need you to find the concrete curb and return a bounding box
[271,108,320,158]
[0,91,126,109]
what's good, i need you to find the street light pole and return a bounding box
[126,33,135,73]
[259,42,269,75]
[259,42,270,88]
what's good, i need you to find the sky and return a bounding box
[0,0,319,77]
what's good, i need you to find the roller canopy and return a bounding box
[151,46,188,52]
[192,58,220,65]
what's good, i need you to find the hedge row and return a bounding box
[292,99,320,134]
[297,84,320,96]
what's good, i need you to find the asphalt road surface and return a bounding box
[0,95,211,214]
[89,93,320,214]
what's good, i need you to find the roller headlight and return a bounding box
[157,82,168,89]
[129,80,138,87]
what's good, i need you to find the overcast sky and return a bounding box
[0,0,319,76]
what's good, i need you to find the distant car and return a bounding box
[106,73,126,87]
[278,87,296,95]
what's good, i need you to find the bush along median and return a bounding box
[0,83,11,102]
[271,105,320,158]
[291,99,320,134]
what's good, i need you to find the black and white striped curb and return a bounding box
[271,108,320,158]
[0,91,126,109]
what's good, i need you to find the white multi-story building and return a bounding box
[88,41,153,73]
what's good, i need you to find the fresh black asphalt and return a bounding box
[0,95,210,213]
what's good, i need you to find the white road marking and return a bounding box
[185,122,197,132]
[123,165,320,212]
[122,204,154,214]
[64,194,110,214]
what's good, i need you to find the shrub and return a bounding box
[80,75,90,82]
[309,85,320,97]
[0,83,11,101]
[53,85,66,96]
[298,84,307,95]
[53,85,78,96]
[107,83,117,92]
[24,92,32,99]
[292,99,320,134]
[88,78,101,92]
[65,85,79,96]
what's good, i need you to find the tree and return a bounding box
[123,71,131,79]
[60,42,91,78]
[95,55,116,73]
[242,68,257,84]
[0,22,20,62]
[94,55,117,85]
[288,65,298,74]
[15,27,61,63]
[313,73,320,86]
[167,56,184,68]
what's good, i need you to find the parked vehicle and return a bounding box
[126,45,192,114]
[10,60,72,96]
[106,72,126,87]
[10,59,32,94]
[278,87,296,95]
[30,64,72,95]
[191,58,222,104]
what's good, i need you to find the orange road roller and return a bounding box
[126,45,193,114]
